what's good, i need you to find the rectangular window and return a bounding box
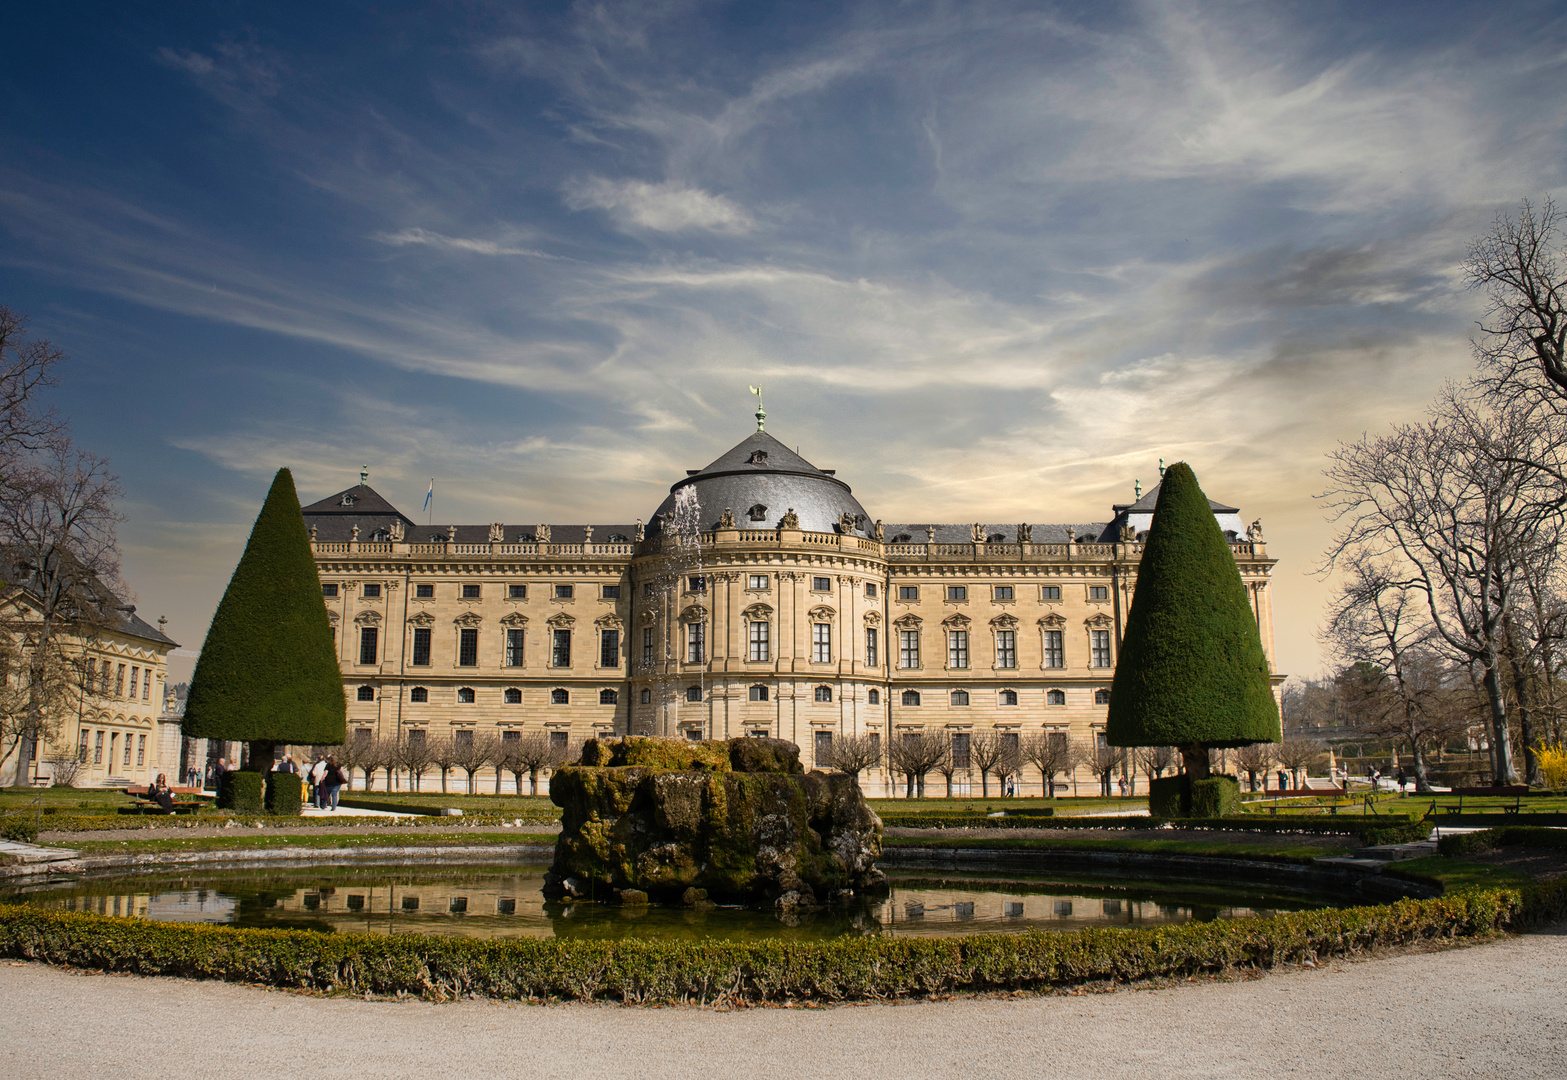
[996,630,1016,669]
[899,630,920,669]
[454,728,473,749]
[948,630,968,669]
[687,575,706,593]
[77,730,89,763]
[814,730,833,762]
[869,732,881,759]
[359,628,379,665]
[1044,630,1064,668]
[946,585,967,602]
[865,627,878,667]
[115,664,125,696]
[812,576,831,592]
[865,582,877,599]
[1089,585,1109,601]
[458,628,478,667]
[993,585,1013,601]
[136,734,146,766]
[1002,731,1019,755]
[411,627,431,666]
[415,583,435,598]
[128,667,139,699]
[98,661,110,695]
[686,622,705,663]
[508,584,526,599]
[554,584,574,599]
[748,574,769,590]
[600,628,620,668]
[552,629,571,667]
[322,583,339,598]
[93,730,103,765]
[143,672,152,701]
[505,628,524,666]
[951,732,971,769]
[1042,585,1061,601]
[550,731,569,751]
[898,586,919,601]
[122,734,132,768]
[644,582,656,597]
[1048,731,1068,754]
[363,583,382,599]
[1091,629,1112,668]
[462,584,480,599]
[642,627,655,665]
[812,623,831,663]
[601,585,621,599]
[749,621,770,662]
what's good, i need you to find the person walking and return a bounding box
[309,756,328,809]
[321,756,346,812]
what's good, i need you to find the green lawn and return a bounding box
[0,788,141,812]
[868,796,1145,815]
[1385,856,1533,892]
[883,834,1353,862]
[338,792,556,812]
[56,831,547,857]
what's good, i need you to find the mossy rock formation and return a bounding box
[547,737,882,909]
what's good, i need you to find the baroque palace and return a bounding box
[306,419,1279,798]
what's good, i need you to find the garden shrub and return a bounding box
[217,772,265,814]
[1438,826,1567,858]
[1148,776,1189,817]
[1,816,39,843]
[2,880,1560,1005]
[1189,776,1240,818]
[264,772,303,816]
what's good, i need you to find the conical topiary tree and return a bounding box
[1106,462,1280,779]
[183,468,345,771]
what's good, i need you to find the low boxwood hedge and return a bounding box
[2,881,1561,1005]
[885,814,1429,845]
[1438,826,1567,858]
[34,810,556,834]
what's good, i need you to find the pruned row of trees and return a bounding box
[329,732,577,795]
[1320,199,1567,789]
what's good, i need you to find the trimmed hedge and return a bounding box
[1438,826,1567,859]
[34,809,557,834]
[1,815,39,843]
[264,772,303,817]
[2,882,1561,1005]
[883,813,1427,844]
[217,772,265,814]
[1149,776,1187,817]
[879,808,1055,829]
[1190,777,1241,818]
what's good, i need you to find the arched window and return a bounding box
[457,687,475,704]
[867,688,881,705]
[1046,689,1066,705]
[749,684,769,702]
[356,685,375,701]
[685,685,703,703]
[814,685,832,703]
[551,688,570,705]
[600,688,618,705]
[999,689,1018,706]
[950,690,969,706]
[640,688,652,704]
[1094,688,1111,705]
[902,690,921,706]
[504,687,522,704]
[410,686,428,703]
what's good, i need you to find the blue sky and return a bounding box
[4,0,1565,683]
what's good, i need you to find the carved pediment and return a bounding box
[594,613,624,629]
[893,613,923,629]
[499,612,528,627]
[408,611,435,627]
[862,610,882,626]
[546,612,575,628]
[679,605,707,623]
[1085,613,1114,629]
[990,613,1019,629]
[942,613,971,629]
[639,609,657,624]
[742,603,774,620]
[326,611,340,627]
[353,610,382,627]
[1038,613,1066,629]
[808,605,836,622]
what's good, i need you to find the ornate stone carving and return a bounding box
[808,605,836,622]
[445,524,456,542]
[874,519,885,541]
[942,613,971,629]
[353,610,382,626]
[990,613,1019,629]
[893,613,923,629]
[639,609,657,624]
[489,522,505,542]
[1017,523,1031,543]
[537,524,551,543]
[838,512,857,534]
[635,519,645,542]
[454,611,483,628]
[779,508,800,529]
[747,503,768,522]
[325,610,340,627]
[351,524,360,542]
[595,612,623,629]
[1038,613,1066,628]
[584,524,594,543]
[1247,518,1265,542]
[680,604,708,623]
[546,612,576,628]
[742,603,773,620]
[1120,524,1136,541]
[389,519,404,541]
[926,525,936,542]
[499,612,528,627]
[1085,613,1113,628]
[717,508,737,529]
[309,524,318,542]
[971,523,985,543]
[863,610,882,626]
[408,611,435,627]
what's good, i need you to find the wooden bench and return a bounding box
[1430,786,1529,815]
[123,785,208,815]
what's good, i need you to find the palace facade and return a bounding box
[305,428,1278,797]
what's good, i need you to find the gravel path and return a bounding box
[4,930,1563,1079]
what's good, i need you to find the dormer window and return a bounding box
[748,451,768,465]
[747,504,768,521]
[340,494,357,507]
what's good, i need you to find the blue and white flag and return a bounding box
[423,479,434,511]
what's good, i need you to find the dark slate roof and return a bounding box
[305,518,642,545]
[301,484,417,522]
[1111,482,1238,515]
[673,431,850,493]
[881,523,1114,545]
[0,546,177,647]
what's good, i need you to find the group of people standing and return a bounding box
[201,752,349,810]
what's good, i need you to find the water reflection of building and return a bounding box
[303,426,1278,797]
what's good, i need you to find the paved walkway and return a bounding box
[3,930,1563,1079]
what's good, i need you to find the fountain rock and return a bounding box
[546,737,883,906]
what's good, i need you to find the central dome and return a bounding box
[648,431,874,537]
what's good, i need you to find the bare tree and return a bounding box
[454,734,497,795]
[1087,743,1126,797]
[1234,742,1274,792]
[1135,745,1176,781]
[933,736,962,798]
[398,733,434,793]
[1466,198,1567,401]
[361,738,396,792]
[502,731,554,795]
[970,731,1017,798]
[428,737,459,794]
[1275,738,1325,790]
[0,307,66,473]
[819,734,881,784]
[1323,390,1567,785]
[45,746,83,787]
[888,730,948,798]
[1022,731,1073,796]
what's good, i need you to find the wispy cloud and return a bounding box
[563,177,754,233]
[371,227,560,259]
